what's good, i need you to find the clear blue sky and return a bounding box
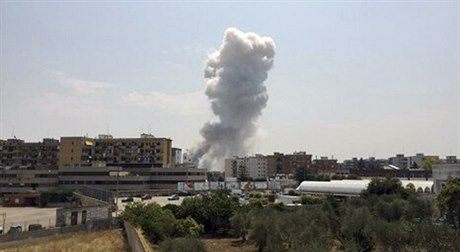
[1,1,459,161]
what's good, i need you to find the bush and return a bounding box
[122,202,176,243]
[40,190,76,207]
[287,190,297,196]
[299,195,326,205]
[174,217,203,237]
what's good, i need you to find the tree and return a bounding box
[179,189,239,234]
[341,207,375,251]
[249,208,283,252]
[230,205,251,242]
[121,202,176,243]
[420,156,443,171]
[436,177,460,229]
[294,166,307,184]
[362,177,405,197]
[174,216,203,237]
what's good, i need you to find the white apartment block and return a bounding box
[225,154,268,180]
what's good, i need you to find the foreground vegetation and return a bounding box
[0,229,128,252]
[122,177,460,252]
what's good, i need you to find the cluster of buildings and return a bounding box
[343,153,459,171]
[225,151,459,181]
[0,134,206,195]
[2,133,459,197]
[224,151,338,180]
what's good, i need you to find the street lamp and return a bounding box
[109,168,129,217]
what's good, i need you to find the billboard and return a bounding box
[194,182,209,191]
[254,182,268,190]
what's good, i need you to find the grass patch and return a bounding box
[0,229,129,252]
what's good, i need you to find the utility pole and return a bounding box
[116,170,119,218]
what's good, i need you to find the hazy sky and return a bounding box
[1,1,459,161]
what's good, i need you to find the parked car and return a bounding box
[9,224,22,234]
[121,197,134,203]
[141,194,152,201]
[177,191,191,196]
[167,194,179,200]
[28,224,43,231]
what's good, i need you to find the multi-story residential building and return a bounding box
[172,148,182,167]
[283,151,312,175]
[342,157,388,170]
[446,155,458,164]
[311,156,338,171]
[0,138,60,194]
[225,155,268,180]
[407,153,425,168]
[59,134,172,168]
[225,156,246,179]
[266,152,284,177]
[246,154,268,179]
[432,163,460,193]
[389,154,408,169]
[56,134,208,192]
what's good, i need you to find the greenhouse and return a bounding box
[296,179,433,196]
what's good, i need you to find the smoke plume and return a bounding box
[192,27,275,170]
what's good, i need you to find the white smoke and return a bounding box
[192,27,276,171]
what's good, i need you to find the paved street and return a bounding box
[114,196,186,216]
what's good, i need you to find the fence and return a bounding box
[0,218,116,245]
[79,186,113,203]
[2,217,55,234]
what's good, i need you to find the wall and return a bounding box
[56,206,110,227]
[0,219,114,246]
[124,221,147,252]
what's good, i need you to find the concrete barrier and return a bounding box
[124,221,148,252]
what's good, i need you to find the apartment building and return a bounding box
[59,134,172,168]
[312,156,338,171]
[283,151,312,174]
[0,138,60,194]
[224,155,268,180]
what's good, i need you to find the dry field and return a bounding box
[202,238,257,252]
[0,229,129,252]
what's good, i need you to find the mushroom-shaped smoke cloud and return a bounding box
[192,27,276,171]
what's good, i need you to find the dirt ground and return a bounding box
[202,238,258,252]
[0,207,57,231]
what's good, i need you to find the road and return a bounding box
[114,196,186,216]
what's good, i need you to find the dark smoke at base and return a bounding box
[191,27,276,171]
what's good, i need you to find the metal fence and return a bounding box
[79,186,113,203]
